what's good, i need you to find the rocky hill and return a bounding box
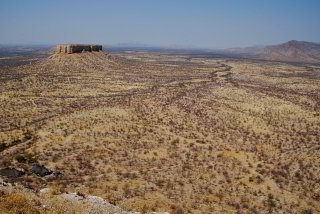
[223,40,320,63]
[258,40,320,63]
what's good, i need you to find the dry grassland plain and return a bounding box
[0,51,320,213]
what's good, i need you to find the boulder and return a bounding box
[0,167,25,178]
[32,164,53,177]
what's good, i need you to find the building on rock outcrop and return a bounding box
[55,44,103,54]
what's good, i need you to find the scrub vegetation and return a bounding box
[1,50,320,213]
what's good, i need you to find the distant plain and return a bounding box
[0,45,320,213]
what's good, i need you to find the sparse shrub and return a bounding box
[24,131,33,141]
[15,150,35,163]
[171,138,180,145]
[123,183,131,197]
[24,151,35,161]
[4,193,27,208]
[76,191,86,198]
[1,193,38,214]
[0,143,8,152]
[174,207,184,214]
[302,208,313,214]
[11,139,22,145]
[217,153,223,158]
[15,154,27,163]
[141,204,148,214]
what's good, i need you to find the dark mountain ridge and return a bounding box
[225,40,320,63]
[258,40,320,63]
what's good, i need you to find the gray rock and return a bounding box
[32,164,52,177]
[0,167,25,178]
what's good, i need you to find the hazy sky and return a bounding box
[1,0,319,48]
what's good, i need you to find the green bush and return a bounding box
[14,151,35,163]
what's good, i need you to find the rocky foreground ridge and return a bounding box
[0,179,172,214]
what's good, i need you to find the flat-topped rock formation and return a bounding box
[55,44,103,54]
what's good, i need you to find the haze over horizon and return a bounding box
[1,0,320,49]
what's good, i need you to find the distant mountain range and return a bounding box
[2,40,319,63]
[224,40,320,63]
[111,40,320,63]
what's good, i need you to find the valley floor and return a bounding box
[1,52,320,213]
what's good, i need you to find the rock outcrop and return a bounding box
[55,44,102,54]
[31,164,53,177]
[0,167,25,178]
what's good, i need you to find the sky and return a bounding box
[0,0,320,49]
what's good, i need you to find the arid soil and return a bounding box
[1,51,320,213]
